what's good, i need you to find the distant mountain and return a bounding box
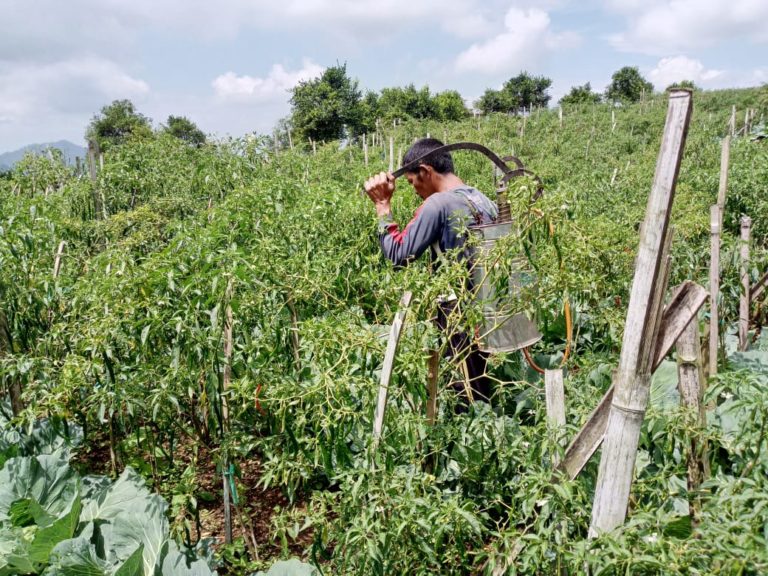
[0,140,87,171]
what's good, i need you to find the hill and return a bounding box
[0,139,86,170]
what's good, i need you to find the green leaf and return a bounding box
[28,495,82,567]
[114,544,144,576]
[161,542,215,576]
[252,559,318,576]
[0,452,78,526]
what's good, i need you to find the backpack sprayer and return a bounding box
[385,141,572,372]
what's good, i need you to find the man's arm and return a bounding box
[364,171,442,266]
[377,202,442,266]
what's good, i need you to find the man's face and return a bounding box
[406,165,434,200]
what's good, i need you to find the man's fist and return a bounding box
[364,172,395,205]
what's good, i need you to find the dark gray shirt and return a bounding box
[377,186,497,267]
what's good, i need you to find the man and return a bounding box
[364,138,497,407]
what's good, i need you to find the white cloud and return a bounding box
[212,60,325,103]
[0,58,149,121]
[455,7,579,74]
[648,56,724,88]
[607,0,768,54]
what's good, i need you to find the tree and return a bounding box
[162,115,206,147]
[559,82,602,106]
[475,88,511,115]
[433,90,470,121]
[665,80,698,92]
[475,72,552,114]
[605,66,654,104]
[502,72,552,112]
[86,99,153,151]
[289,63,364,142]
[377,85,437,122]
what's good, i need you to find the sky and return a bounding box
[1,0,767,151]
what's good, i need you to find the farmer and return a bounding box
[364,138,497,408]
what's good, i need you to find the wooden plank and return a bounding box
[372,291,413,450]
[590,89,692,537]
[545,369,566,466]
[709,205,720,377]
[555,281,708,481]
[740,216,751,351]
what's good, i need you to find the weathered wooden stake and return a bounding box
[555,281,708,481]
[729,105,736,137]
[363,134,369,167]
[717,136,730,209]
[740,216,752,351]
[590,90,692,537]
[611,110,616,132]
[389,136,394,173]
[53,241,66,278]
[675,316,708,518]
[372,292,413,452]
[558,106,563,128]
[545,369,566,466]
[426,349,439,426]
[709,205,720,376]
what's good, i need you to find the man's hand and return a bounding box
[364,172,395,218]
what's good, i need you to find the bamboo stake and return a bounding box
[426,349,439,426]
[545,369,566,466]
[729,105,736,137]
[752,271,768,302]
[717,136,730,210]
[590,89,692,537]
[372,292,413,453]
[555,281,708,481]
[739,216,751,351]
[675,317,708,518]
[709,205,720,376]
[53,241,66,278]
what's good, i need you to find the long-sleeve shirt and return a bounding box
[377,186,498,267]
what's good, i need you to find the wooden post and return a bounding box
[717,136,730,210]
[611,110,616,132]
[397,146,403,170]
[558,106,563,128]
[739,216,752,351]
[729,105,736,137]
[709,205,720,376]
[676,317,708,517]
[372,292,413,452]
[545,369,566,466]
[426,349,439,426]
[363,134,369,167]
[555,281,708,480]
[389,136,394,173]
[53,241,66,278]
[287,129,293,151]
[590,90,692,537]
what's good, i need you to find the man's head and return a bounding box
[401,138,456,200]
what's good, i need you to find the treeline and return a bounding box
[82,63,767,155]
